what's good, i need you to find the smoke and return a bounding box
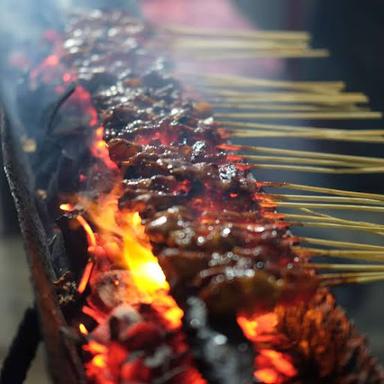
[0,0,140,131]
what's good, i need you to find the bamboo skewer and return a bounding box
[223,126,384,142]
[325,275,384,285]
[320,271,384,278]
[305,264,384,271]
[214,103,368,112]
[208,90,368,103]
[233,131,384,143]
[186,50,330,60]
[262,182,384,201]
[301,208,384,230]
[276,202,384,213]
[297,247,384,257]
[217,111,382,120]
[251,164,384,174]
[234,131,381,140]
[221,121,384,142]
[237,146,384,165]
[236,152,384,172]
[179,72,346,93]
[202,81,345,94]
[320,272,384,285]
[285,213,384,230]
[221,122,384,135]
[172,39,309,50]
[295,248,384,263]
[244,155,371,167]
[285,208,384,235]
[163,25,311,41]
[300,237,384,250]
[291,221,384,236]
[274,194,384,206]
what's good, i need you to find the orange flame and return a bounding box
[77,186,183,328]
[80,189,162,293]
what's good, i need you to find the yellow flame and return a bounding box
[75,186,182,327]
[121,212,168,295]
[79,323,88,335]
[59,203,73,211]
[79,189,168,295]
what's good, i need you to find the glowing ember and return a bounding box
[255,368,279,383]
[78,260,95,294]
[259,350,296,377]
[237,312,278,343]
[82,306,106,324]
[59,203,73,212]
[238,312,297,382]
[76,216,97,250]
[83,341,108,355]
[79,323,88,336]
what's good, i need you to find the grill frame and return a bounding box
[1,108,85,384]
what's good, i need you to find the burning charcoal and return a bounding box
[90,270,145,312]
[121,321,165,351]
[120,359,151,383]
[109,304,142,341]
[143,344,173,368]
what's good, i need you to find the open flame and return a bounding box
[76,186,183,327]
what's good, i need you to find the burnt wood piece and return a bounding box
[1,109,85,384]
